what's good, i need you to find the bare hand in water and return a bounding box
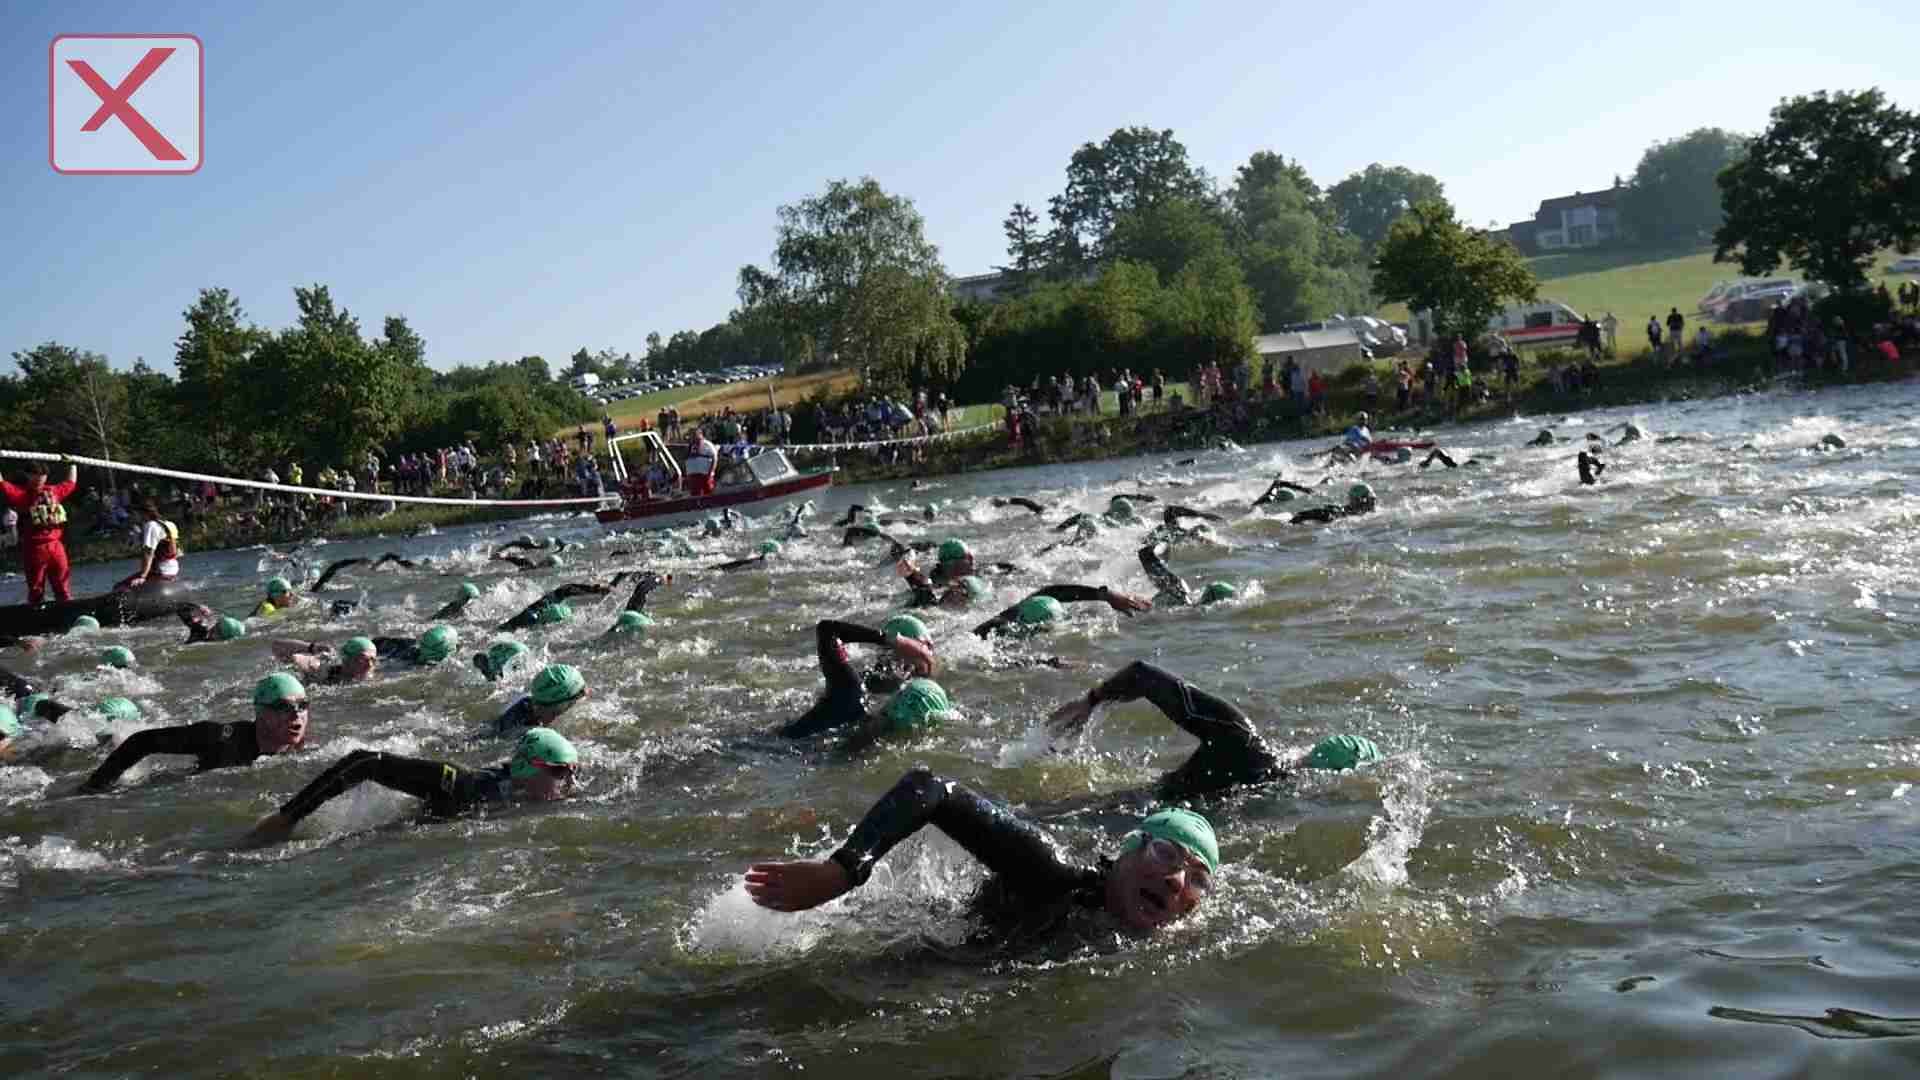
[1047,696,1095,736]
[243,812,293,846]
[745,860,851,911]
[893,635,936,676]
[1104,591,1153,616]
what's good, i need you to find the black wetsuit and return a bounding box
[370,552,419,570]
[430,591,477,620]
[83,721,268,791]
[497,579,622,631]
[930,558,1019,586]
[991,497,1048,515]
[1578,450,1607,485]
[824,663,1284,935]
[1290,501,1372,525]
[972,585,1116,638]
[372,637,425,664]
[274,751,516,826]
[176,603,218,643]
[1138,542,1192,606]
[1160,505,1221,529]
[778,621,892,740]
[495,696,537,735]
[1420,448,1458,469]
[497,554,563,571]
[712,553,773,573]
[311,558,366,590]
[1253,478,1315,507]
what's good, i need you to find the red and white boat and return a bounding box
[595,431,833,531]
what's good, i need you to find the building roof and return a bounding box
[1254,328,1364,355]
[1537,186,1620,214]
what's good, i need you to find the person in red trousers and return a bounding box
[1,456,80,604]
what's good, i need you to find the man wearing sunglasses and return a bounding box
[79,673,312,792]
[747,661,1379,937]
[244,726,580,843]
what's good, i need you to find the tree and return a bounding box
[997,202,1047,292]
[1107,197,1229,283]
[1620,128,1749,246]
[737,177,966,391]
[564,348,597,379]
[644,332,663,358]
[1372,201,1538,346]
[10,342,129,472]
[1327,164,1449,251]
[1715,89,1920,294]
[1046,127,1213,265]
[174,287,265,469]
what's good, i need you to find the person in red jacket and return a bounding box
[1,457,79,604]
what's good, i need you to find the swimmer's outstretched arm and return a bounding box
[82,723,225,792]
[371,552,418,570]
[1137,543,1190,605]
[429,594,474,621]
[1053,512,1094,533]
[1161,505,1223,526]
[495,555,537,570]
[310,558,368,591]
[1051,661,1284,794]
[621,571,667,612]
[745,767,1094,912]
[971,585,1152,638]
[992,496,1048,515]
[247,750,482,840]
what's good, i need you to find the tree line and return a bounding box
[2,285,598,477]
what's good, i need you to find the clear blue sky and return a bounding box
[4,0,1916,373]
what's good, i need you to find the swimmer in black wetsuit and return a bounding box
[495,573,641,631]
[79,674,311,792]
[603,570,668,636]
[777,619,943,744]
[1608,422,1642,446]
[273,625,459,681]
[971,584,1153,638]
[1137,543,1237,608]
[1577,449,1607,485]
[430,582,483,620]
[745,662,1382,936]
[896,557,989,610]
[243,726,580,843]
[492,535,574,558]
[991,496,1049,515]
[1253,476,1317,507]
[495,552,565,571]
[1290,483,1377,526]
[1525,429,1557,447]
[712,539,784,572]
[175,603,246,644]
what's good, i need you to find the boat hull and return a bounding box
[0,580,188,637]
[595,471,833,531]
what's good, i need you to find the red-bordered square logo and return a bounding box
[50,34,203,175]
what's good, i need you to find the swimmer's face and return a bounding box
[942,553,976,578]
[517,762,577,801]
[1104,839,1210,933]
[938,587,972,610]
[254,699,310,752]
[343,652,376,680]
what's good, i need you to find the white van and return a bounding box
[1409,300,1584,349]
[568,372,602,391]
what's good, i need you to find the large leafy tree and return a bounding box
[1046,127,1213,266]
[1327,164,1449,251]
[1373,201,1539,346]
[738,177,965,393]
[1227,151,1372,326]
[1715,89,1920,293]
[8,343,128,467]
[174,287,266,469]
[1620,128,1749,246]
[1107,197,1229,284]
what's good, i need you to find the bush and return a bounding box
[1812,290,1894,336]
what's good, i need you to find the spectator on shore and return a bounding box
[1666,308,1686,363]
[1646,316,1662,357]
[1601,312,1619,355]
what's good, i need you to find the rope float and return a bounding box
[0,449,613,509]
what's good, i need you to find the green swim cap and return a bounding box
[1304,734,1382,771]
[459,582,481,600]
[0,704,18,739]
[415,625,457,664]
[214,616,247,641]
[1199,582,1236,605]
[610,610,655,635]
[530,663,586,707]
[959,575,989,601]
[536,602,574,625]
[937,539,970,565]
[1272,489,1295,503]
[266,576,292,598]
[70,615,101,633]
[1108,496,1136,520]
[101,646,135,669]
[19,693,48,721]
[478,639,530,680]
[509,726,579,780]
[1122,808,1220,874]
[1016,595,1065,626]
[340,636,376,658]
[757,539,781,557]
[252,672,305,708]
[881,614,930,644]
[703,516,721,531]
[93,697,141,725]
[883,678,950,731]
[1348,483,1375,504]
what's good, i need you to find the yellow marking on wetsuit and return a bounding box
[439,764,456,794]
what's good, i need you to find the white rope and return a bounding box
[0,449,615,508]
[781,421,1000,453]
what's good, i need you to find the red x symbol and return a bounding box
[65,47,184,162]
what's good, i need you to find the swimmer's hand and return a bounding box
[745,859,851,912]
[243,811,294,846]
[1047,696,1095,737]
[1102,589,1153,616]
[893,557,918,579]
[892,635,936,676]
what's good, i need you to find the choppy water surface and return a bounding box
[7,382,1920,1078]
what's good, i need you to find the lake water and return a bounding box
[7,379,1920,1078]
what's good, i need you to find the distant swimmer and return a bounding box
[1525,429,1557,447]
[1137,542,1236,609]
[1811,433,1846,451]
[492,663,589,737]
[601,570,668,637]
[1608,422,1643,446]
[712,539,784,573]
[274,625,458,682]
[430,581,484,621]
[1290,483,1376,526]
[776,619,945,746]
[991,496,1049,515]
[1253,476,1318,507]
[492,535,575,557]
[971,585,1153,638]
[80,675,310,793]
[745,662,1381,936]
[175,603,247,644]
[1418,449,1483,469]
[496,572,645,631]
[925,539,1020,583]
[495,552,565,571]
[1577,449,1607,485]
[244,727,581,844]
[897,557,989,610]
